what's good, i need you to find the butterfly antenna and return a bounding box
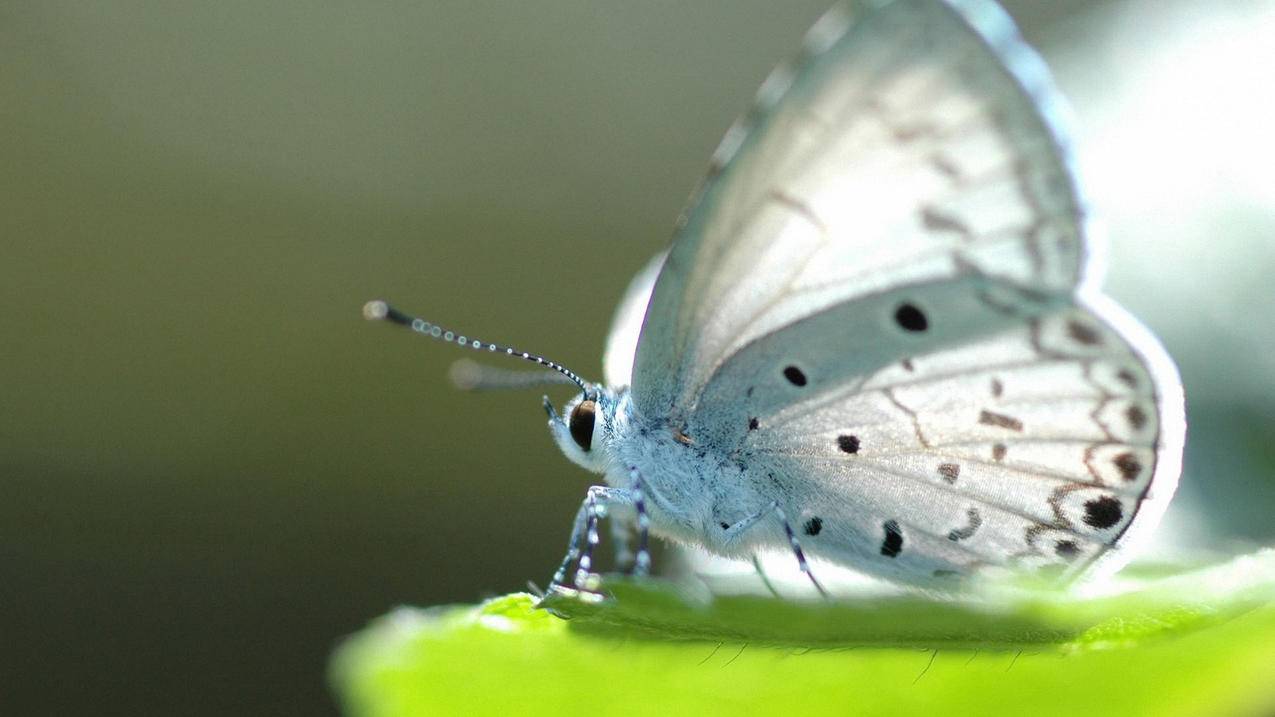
[448,358,577,392]
[362,300,592,395]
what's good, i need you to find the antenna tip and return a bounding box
[363,300,390,321]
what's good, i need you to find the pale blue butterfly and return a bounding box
[365,0,1184,595]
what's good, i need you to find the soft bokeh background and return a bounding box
[3,1,1272,714]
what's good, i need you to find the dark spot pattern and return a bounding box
[991,378,1004,398]
[901,358,915,372]
[947,508,982,542]
[1126,405,1148,431]
[1113,452,1142,482]
[1054,540,1080,560]
[920,206,971,238]
[719,522,730,530]
[746,386,755,397]
[748,417,759,431]
[803,517,823,536]
[938,463,960,483]
[837,434,860,454]
[783,366,807,387]
[930,154,961,180]
[1067,319,1103,346]
[992,443,1007,461]
[979,410,1024,432]
[1083,496,1124,529]
[1116,369,1138,388]
[880,520,904,558]
[894,303,928,332]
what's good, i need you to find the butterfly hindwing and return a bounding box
[742,302,1176,582]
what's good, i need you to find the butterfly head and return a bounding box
[545,387,619,473]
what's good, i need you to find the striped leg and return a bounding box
[573,490,603,588]
[628,467,651,577]
[774,505,828,598]
[546,486,637,595]
[724,502,828,598]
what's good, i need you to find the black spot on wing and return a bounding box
[1126,405,1148,431]
[1054,540,1080,560]
[748,417,759,431]
[837,434,860,454]
[979,410,1023,432]
[937,463,960,484]
[1083,496,1124,529]
[1113,452,1142,482]
[992,443,1007,461]
[783,366,807,387]
[1067,319,1103,346]
[880,520,904,558]
[803,517,822,536]
[894,303,928,332]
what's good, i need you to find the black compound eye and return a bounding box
[568,400,597,452]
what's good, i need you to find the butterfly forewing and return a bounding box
[632,0,1087,423]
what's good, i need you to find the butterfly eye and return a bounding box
[569,399,597,452]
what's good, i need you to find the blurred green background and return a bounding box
[3,1,1273,714]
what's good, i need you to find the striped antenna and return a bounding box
[362,300,592,396]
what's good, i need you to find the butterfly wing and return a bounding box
[625,0,1183,581]
[632,0,1088,421]
[603,251,665,389]
[743,300,1182,583]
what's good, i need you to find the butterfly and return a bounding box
[366,0,1184,594]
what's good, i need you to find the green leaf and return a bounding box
[331,551,1275,716]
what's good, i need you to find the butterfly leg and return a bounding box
[750,553,782,599]
[724,502,828,598]
[628,467,651,577]
[775,504,829,598]
[585,469,651,578]
[545,486,638,595]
